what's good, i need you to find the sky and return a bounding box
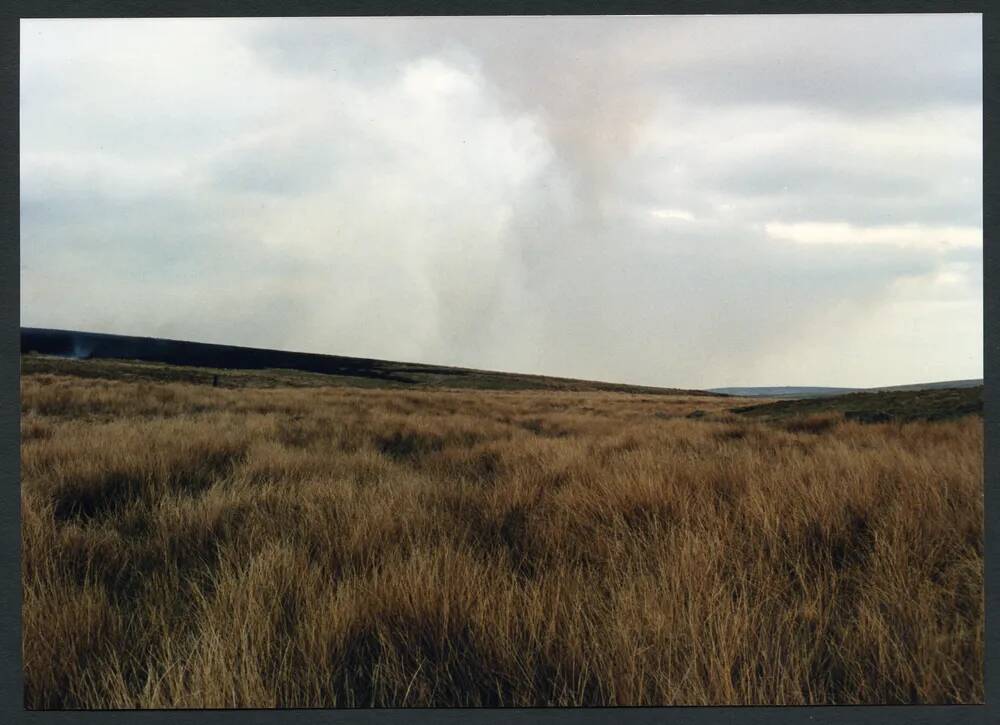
[20,14,983,389]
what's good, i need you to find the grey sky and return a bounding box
[20,15,982,389]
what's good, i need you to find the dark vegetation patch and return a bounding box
[734,386,982,424]
[782,414,841,434]
[844,410,893,424]
[49,445,245,523]
[376,431,447,462]
[714,427,747,441]
[517,418,570,437]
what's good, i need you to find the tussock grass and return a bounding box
[21,372,983,707]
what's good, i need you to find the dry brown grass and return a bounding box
[20,372,983,707]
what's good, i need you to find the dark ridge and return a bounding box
[22,327,417,384]
[20,327,720,396]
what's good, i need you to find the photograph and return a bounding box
[18,12,984,708]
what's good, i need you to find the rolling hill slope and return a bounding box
[20,327,718,396]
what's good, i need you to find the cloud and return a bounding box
[764,221,982,250]
[20,15,983,388]
[644,14,981,114]
[650,209,696,222]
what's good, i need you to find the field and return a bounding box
[20,358,983,707]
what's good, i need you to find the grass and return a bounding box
[21,360,983,707]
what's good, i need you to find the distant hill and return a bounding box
[709,386,855,398]
[734,385,983,423]
[872,379,983,392]
[710,379,982,398]
[20,327,720,396]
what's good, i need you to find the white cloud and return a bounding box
[650,208,696,222]
[764,221,982,250]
